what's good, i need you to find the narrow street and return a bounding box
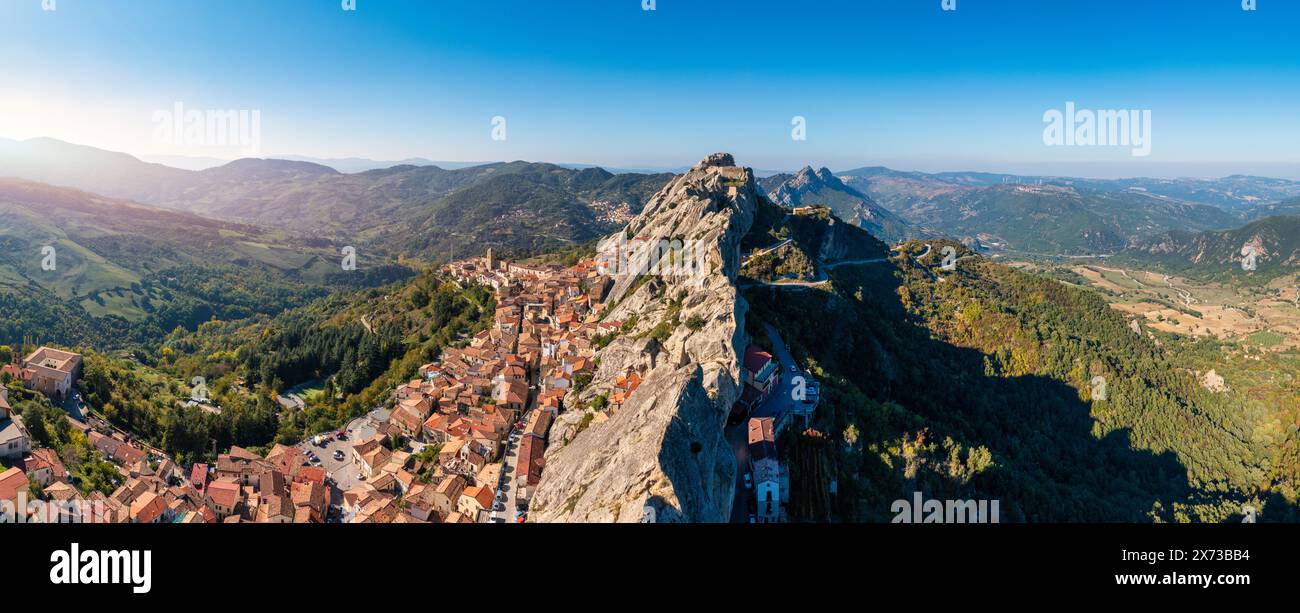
[726,422,751,523]
[726,323,800,523]
[752,323,800,423]
[487,358,541,523]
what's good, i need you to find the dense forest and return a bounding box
[22,270,493,466]
[745,240,1299,522]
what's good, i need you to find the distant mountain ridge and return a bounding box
[838,165,1300,220]
[0,178,404,347]
[1120,214,1300,281]
[0,137,674,260]
[760,166,917,243]
[7,136,1300,263]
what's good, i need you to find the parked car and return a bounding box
[743,473,753,490]
[333,450,345,461]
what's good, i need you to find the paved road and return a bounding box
[742,239,793,266]
[494,431,524,523]
[490,367,541,524]
[62,391,85,421]
[725,323,814,523]
[725,421,751,523]
[753,323,804,423]
[739,254,892,289]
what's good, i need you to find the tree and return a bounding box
[842,423,860,449]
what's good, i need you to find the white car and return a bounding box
[743,474,753,490]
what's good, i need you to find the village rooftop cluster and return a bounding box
[3,244,817,524]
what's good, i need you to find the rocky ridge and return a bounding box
[528,153,757,522]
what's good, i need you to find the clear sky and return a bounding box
[2,0,1299,177]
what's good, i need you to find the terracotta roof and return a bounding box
[743,345,774,375]
[462,485,494,510]
[0,467,30,502]
[130,491,167,524]
[207,480,242,508]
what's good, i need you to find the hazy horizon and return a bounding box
[4,0,1300,179]
[8,134,1300,182]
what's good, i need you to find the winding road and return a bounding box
[740,243,949,290]
[741,239,793,266]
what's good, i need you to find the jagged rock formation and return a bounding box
[529,153,758,522]
[761,165,913,243]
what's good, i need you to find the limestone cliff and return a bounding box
[529,153,757,522]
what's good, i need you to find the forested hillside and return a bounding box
[29,270,493,466]
[0,178,409,349]
[1119,215,1300,283]
[743,240,1298,522]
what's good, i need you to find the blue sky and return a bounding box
[2,0,1299,177]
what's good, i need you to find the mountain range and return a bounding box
[0,177,410,347]
[1119,214,1300,281]
[3,141,1297,522]
[530,153,1295,523]
[758,166,918,243]
[0,137,673,260]
[10,136,1300,259]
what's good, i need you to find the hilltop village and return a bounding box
[3,243,813,524]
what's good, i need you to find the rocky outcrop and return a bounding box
[528,154,758,522]
[1200,369,1230,393]
[763,166,914,243]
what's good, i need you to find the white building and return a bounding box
[747,417,781,523]
[0,389,32,462]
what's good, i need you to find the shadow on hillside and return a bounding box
[741,257,1192,523]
